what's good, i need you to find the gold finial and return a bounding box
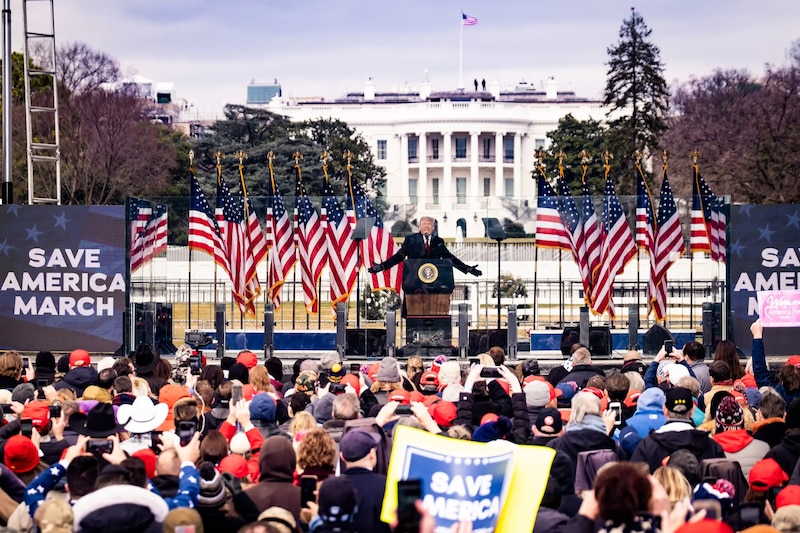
[343,150,353,165]
[579,150,591,166]
[267,151,275,164]
[632,150,643,165]
[555,150,566,167]
[293,150,303,166]
[214,151,224,166]
[320,150,330,165]
[235,150,247,166]
[534,149,547,165]
[689,150,701,164]
[189,150,194,166]
[602,151,614,166]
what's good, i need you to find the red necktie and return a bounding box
[425,237,430,254]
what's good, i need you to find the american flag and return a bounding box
[691,170,726,262]
[130,200,167,273]
[581,181,602,306]
[558,179,591,305]
[295,172,327,313]
[216,173,258,317]
[462,12,478,25]
[350,180,402,293]
[322,176,359,310]
[650,170,685,321]
[635,169,656,316]
[265,173,296,309]
[535,175,571,250]
[690,169,712,255]
[188,171,229,275]
[593,178,637,318]
[243,191,267,269]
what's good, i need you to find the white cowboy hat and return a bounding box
[117,395,169,434]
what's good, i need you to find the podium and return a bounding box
[402,259,454,353]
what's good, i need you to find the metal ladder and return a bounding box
[23,0,61,204]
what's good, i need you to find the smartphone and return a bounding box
[231,383,243,406]
[189,355,202,375]
[49,405,61,419]
[396,479,423,533]
[693,499,721,520]
[87,438,113,455]
[36,378,48,389]
[22,357,29,368]
[479,367,502,378]
[20,419,33,438]
[300,475,318,508]
[350,363,361,375]
[150,431,162,453]
[396,404,413,415]
[608,401,623,426]
[664,340,674,354]
[176,420,197,447]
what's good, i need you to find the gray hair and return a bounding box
[624,372,645,393]
[332,393,361,421]
[299,359,320,373]
[571,347,592,367]
[319,352,340,372]
[570,391,601,425]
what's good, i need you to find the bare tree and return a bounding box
[60,90,176,204]
[33,41,121,95]
[664,65,800,204]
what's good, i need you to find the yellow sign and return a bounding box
[380,426,555,532]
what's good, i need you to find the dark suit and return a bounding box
[379,232,471,273]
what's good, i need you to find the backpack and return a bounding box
[700,458,748,505]
[575,449,619,493]
[341,417,392,475]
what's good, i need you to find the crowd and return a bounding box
[0,317,797,532]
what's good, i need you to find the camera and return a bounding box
[176,420,197,447]
[329,383,347,395]
[184,330,212,348]
[87,439,113,455]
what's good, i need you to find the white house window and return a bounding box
[377,140,387,160]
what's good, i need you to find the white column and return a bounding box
[495,131,504,198]
[469,131,480,204]
[514,133,524,198]
[442,131,452,212]
[399,133,408,205]
[417,132,427,206]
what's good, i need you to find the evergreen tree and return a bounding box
[603,8,669,193]
[544,114,609,195]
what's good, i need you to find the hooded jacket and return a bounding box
[72,484,168,533]
[624,388,667,438]
[630,419,725,472]
[752,417,787,448]
[53,366,98,397]
[245,435,302,523]
[712,429,770,479]
[765,429,800,475]
[752,338,800,405]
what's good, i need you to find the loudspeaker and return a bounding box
[155,303,177,354]
[468,329,507,356]
[263,304,275,357]
[588,326,611,357]
[506,306,518,361]
[214,304,226,358]
[406,317,452,347]
[133,303,154,348]
[642,324,674,356]
[458,303,469,359]
[336,302,347,361]
[560,326,580,356]
[346,329,386,357]
[702,302,723,357]
[385,310,397,357]
[628,304,640,350]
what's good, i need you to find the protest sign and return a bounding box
[380,426,555,533]
[758,290,800,327]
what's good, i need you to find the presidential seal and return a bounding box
[418,262,439,284]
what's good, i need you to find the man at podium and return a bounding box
[367,216,482,276]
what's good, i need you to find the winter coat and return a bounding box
[245,435,302,523]
[713,429,770,478]
[547,421,627,479]
[557,365,605,389]
[546,365,570,386]
[454,380,512,429]
[752,417,787,448]
[765,429,800,475]
[688,360,712,393]
[53,366,98,397]
[344,467,391,533]
[630,420,726,472]
[0,375,24,391]
[752,338,800,405]
[533,507,570,532]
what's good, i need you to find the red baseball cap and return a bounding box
[21,401,50,432]
[430,401,457,427]
[387,389,410,404]
[131,448,157,479]
[480,413,499,425]
[236,351,258,370]
[4,435,39,473]
[340,374,360,395]
[219,454,250,479]
[69,349,91,367]
[409,390,425,403]
[776,485,800,509]
[749,458,789,490]
[420,372,440,388]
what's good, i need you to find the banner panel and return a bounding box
[0,205,126,352]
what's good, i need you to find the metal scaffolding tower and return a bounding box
[23,0,60,204]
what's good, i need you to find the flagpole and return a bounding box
[634,154,643,316]
[345,150,361,331]
[689,156,699,330]
[188,152,195,330]
[459,12,464,90]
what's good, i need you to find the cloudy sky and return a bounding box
[19,0,800,114]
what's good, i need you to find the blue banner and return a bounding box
[0,205,126,352]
